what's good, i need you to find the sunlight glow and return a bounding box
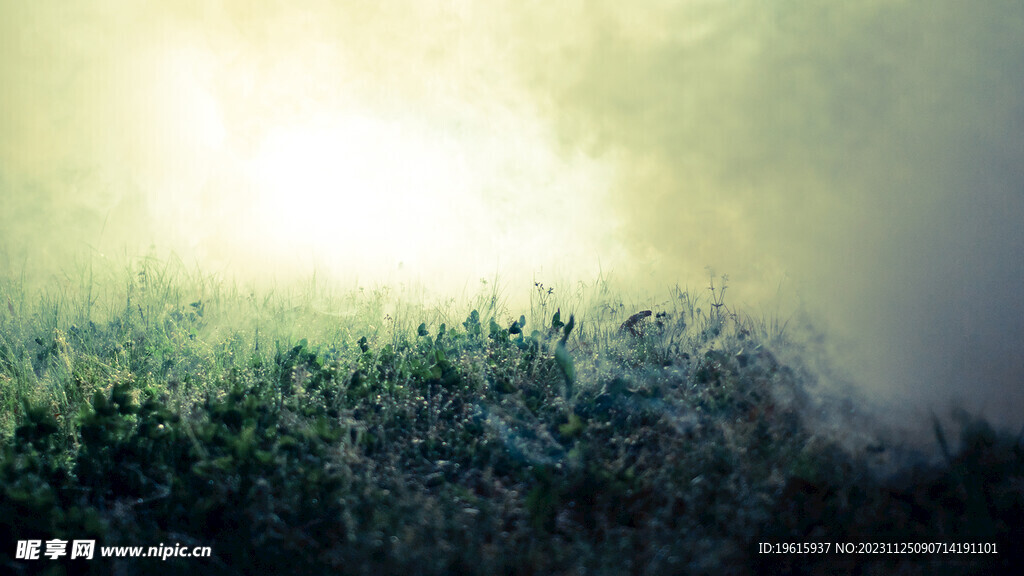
[247,114,474,274]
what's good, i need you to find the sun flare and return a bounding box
[246,114,474,273]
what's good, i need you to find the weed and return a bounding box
[0,260,1018,575]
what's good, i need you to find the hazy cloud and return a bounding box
[1,1,1022,427]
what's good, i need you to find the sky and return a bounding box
[2,1,1022,429]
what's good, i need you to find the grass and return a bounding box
[0,256,1021,575]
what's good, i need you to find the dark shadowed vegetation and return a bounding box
[0,259,1021,575]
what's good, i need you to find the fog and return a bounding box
[2,1,1022,429]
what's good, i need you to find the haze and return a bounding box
[2,1,1022,429]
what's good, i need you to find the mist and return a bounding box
[2,1,1022,429]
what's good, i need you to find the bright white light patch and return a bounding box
[235,108,617,292]
[247,115,473,274]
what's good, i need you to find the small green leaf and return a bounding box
[558,413,585,439]
[551,309,563,330]
[560,314,575,344]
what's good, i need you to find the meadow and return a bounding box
[0,255,1020,575]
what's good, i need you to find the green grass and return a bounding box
[0,256,1021,575]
